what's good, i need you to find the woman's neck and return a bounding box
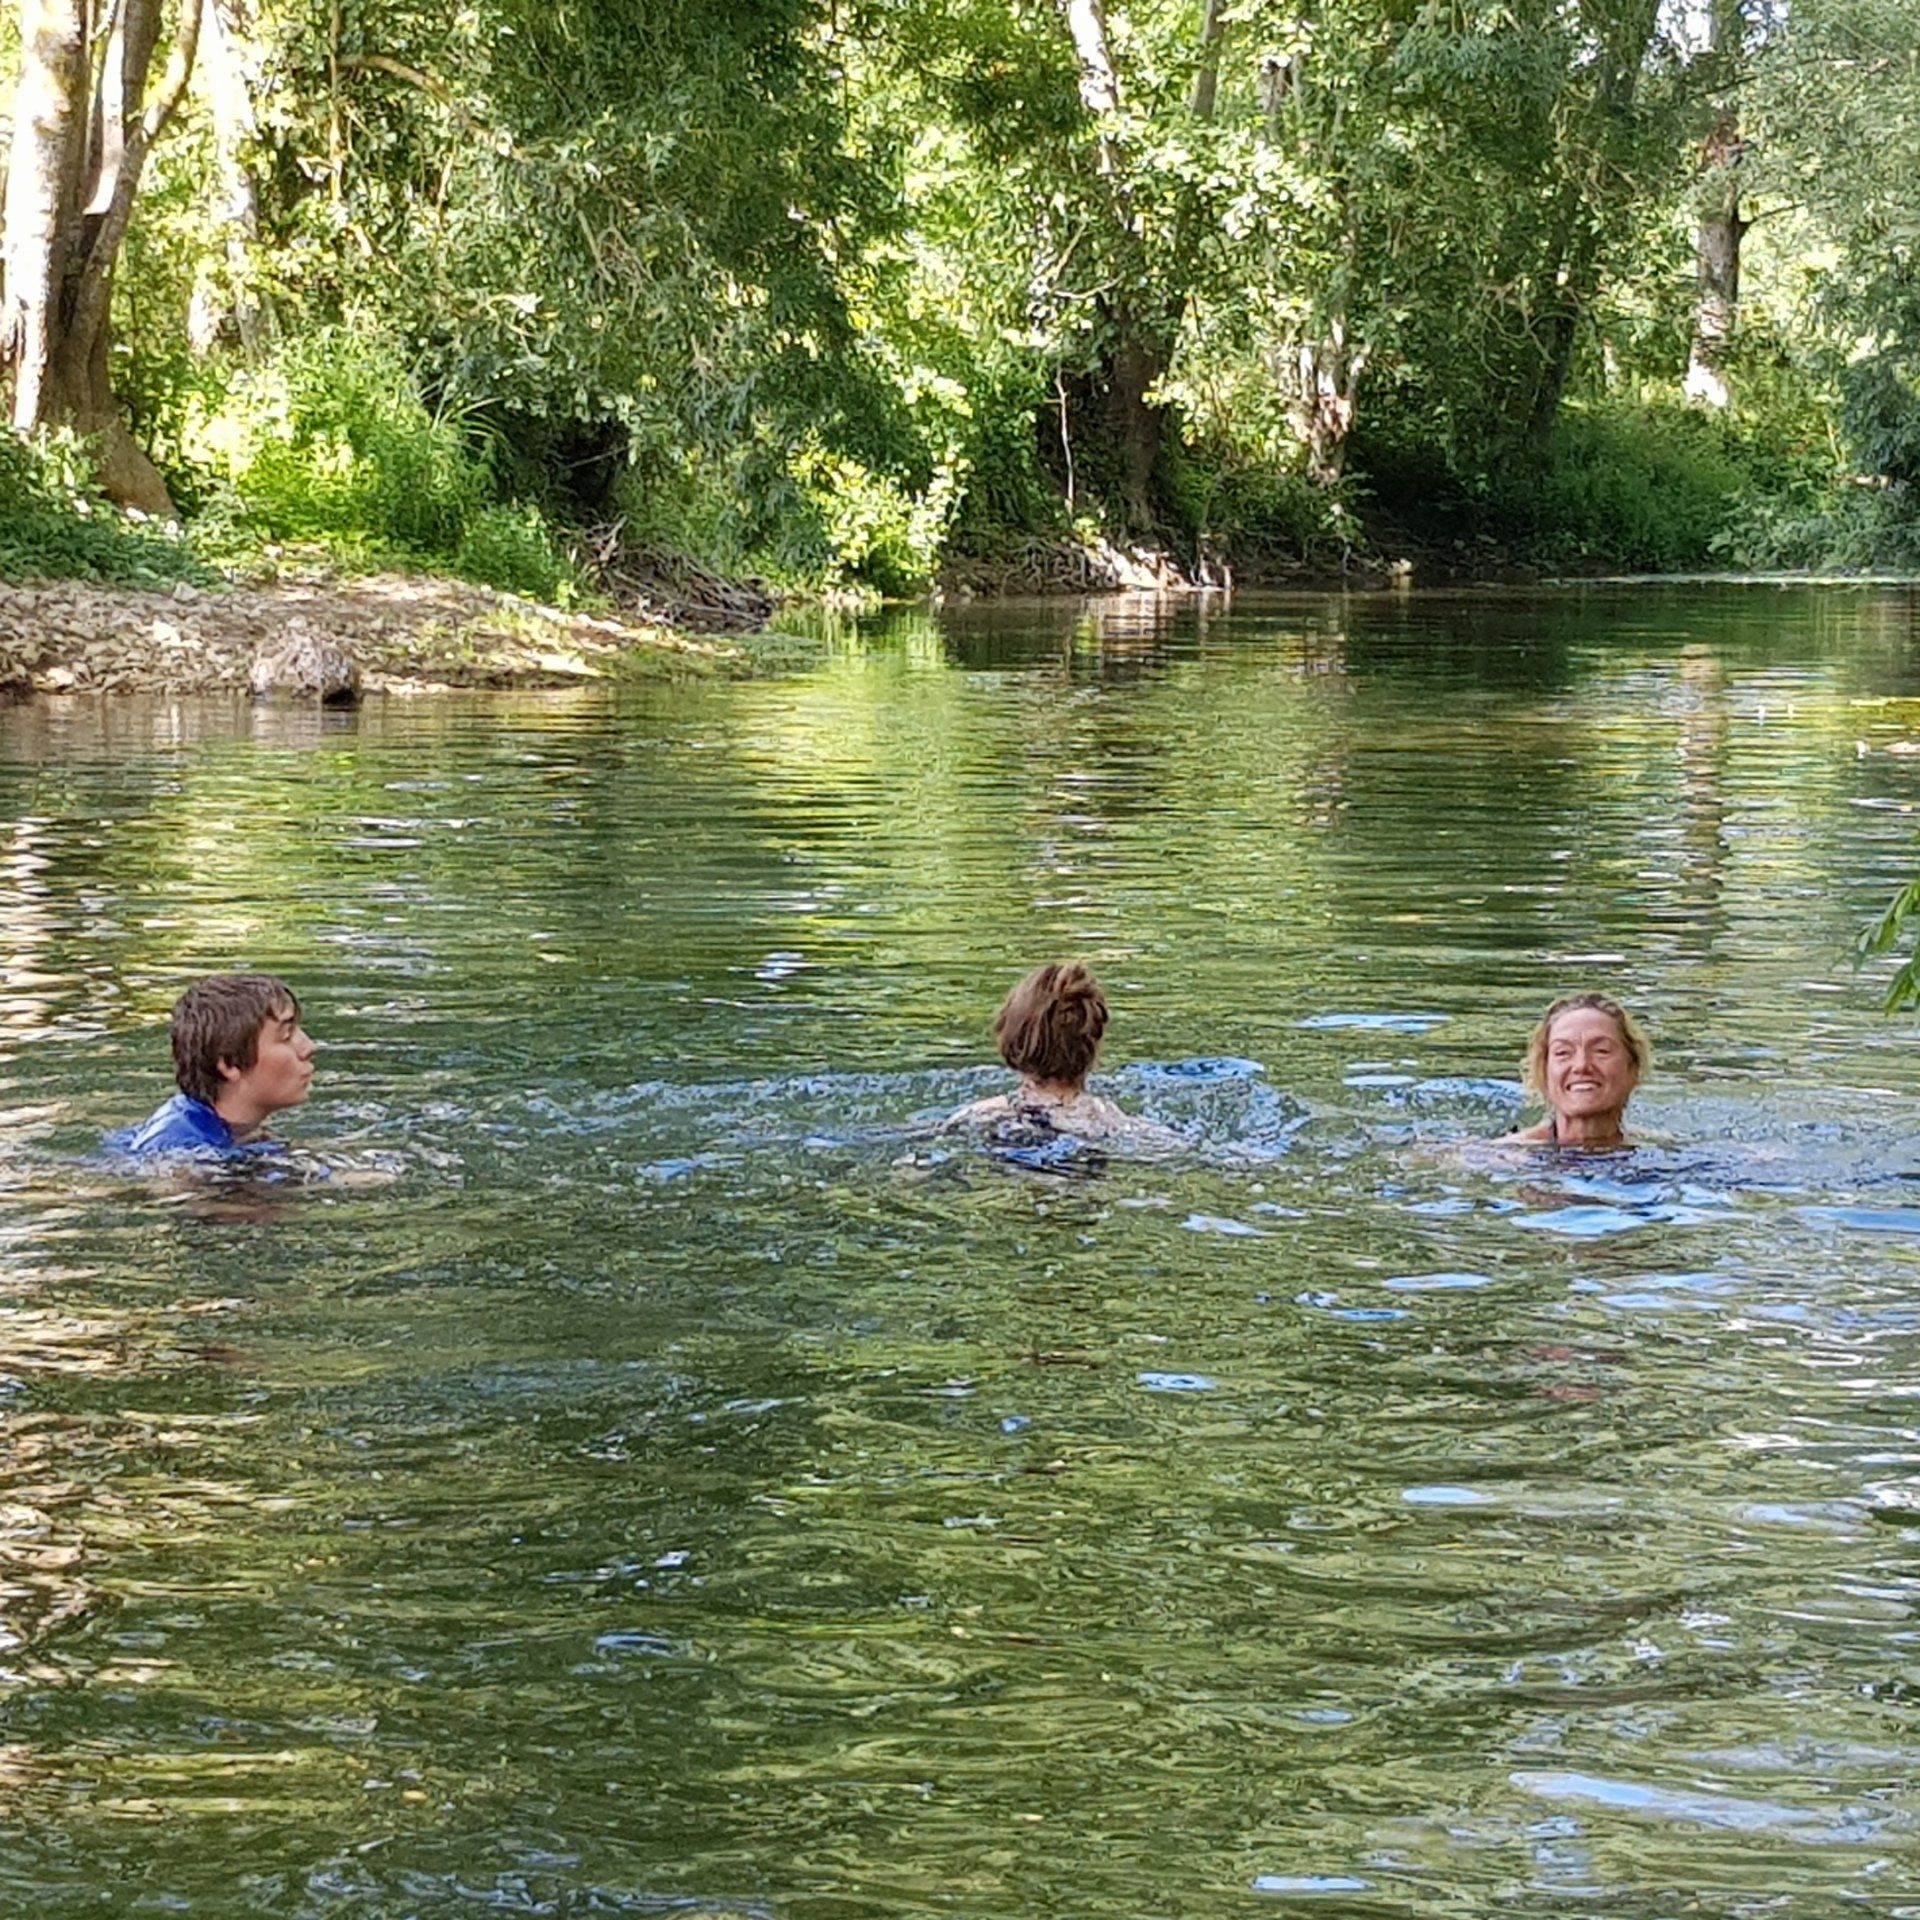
[1552,1108,1627,1150]
[1019,1076,1086,1106]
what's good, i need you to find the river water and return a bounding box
[2,584,1919,1915]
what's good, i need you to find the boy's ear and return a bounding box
[215,1055,244,1086]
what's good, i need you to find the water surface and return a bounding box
[3,584,1919,1915]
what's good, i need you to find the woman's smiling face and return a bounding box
[1543,1004,1638,1121]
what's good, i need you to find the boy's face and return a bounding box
[220,1003,316,1114]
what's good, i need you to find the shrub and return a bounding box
[613,435,958,596]
[183,330,488,556]
[788,438,961,595]
[1498,406,1747,571]
[0,432,212,589]
[1159,440,1351,564]
[453,503,586,603]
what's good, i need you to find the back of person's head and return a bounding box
[171,973,300,1104]
[1523,991,1651,1094]
[993,962,1109,1087]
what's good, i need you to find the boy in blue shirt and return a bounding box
[114,974,316,1158]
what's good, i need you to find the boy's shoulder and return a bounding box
[110,1092,261,1158]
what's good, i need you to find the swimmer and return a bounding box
[111,973,316,1158]
[944,961,1176,1147]
[1499,992,1649,1151]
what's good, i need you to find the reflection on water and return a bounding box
[3,585,1920,1914]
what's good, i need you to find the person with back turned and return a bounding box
[944,961,1174,1147]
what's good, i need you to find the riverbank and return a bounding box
[0,573,800,698]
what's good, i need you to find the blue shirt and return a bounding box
[109,1093,275,1159]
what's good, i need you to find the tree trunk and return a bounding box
[1524,212,1604,454]
[188,0,273,355]
[1522,0,1659,454]
[1058,0,1169,532]
[1254,33,1366,483]
[1684,169,1744,406]
[1106,322,1167,530]
[1294,321,1367,485]
[1062,0,1125,177]
[3,0,203,514]
[1684,0,1749,407]
[1189,0,1229,118]
[3,0,90,434]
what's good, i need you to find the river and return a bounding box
[1,583,1917,1914]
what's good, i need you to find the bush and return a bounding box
[613,435,958,597]
[788,438,960,595]
[1719,480,1920,571]
[1841,355,1920,489]
[453,503,585,603]
[0,432,212,589]
[173,329,589,599]
[1158,441,1351,564]
[943,366,1069,553]
[1495,405,1747,571]
[183,330,488,556]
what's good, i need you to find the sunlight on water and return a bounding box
[1,584,1919,1916]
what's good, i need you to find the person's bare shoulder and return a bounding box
[1495,1119,1555,1145]
[1070,1096,1185,1153]
[940,1094,1015,1131]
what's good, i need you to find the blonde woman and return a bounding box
[1500,993,1651,1151]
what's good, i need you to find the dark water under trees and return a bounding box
[3,584,1920,1916]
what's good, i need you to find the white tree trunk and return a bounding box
[189,0,272,353]
[1062,0,1124,177]
[3,0,203,512]
[1685,0,1746,407]
[3,0,90,432]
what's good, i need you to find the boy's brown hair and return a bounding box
[993,962,1109,1086]
[171,974,301,1105]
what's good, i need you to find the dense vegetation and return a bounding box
[2,0,1919,594]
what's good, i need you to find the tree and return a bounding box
[1684,0,1751,407]
[2,0,203,511]
[1519,0,1667,451]
[1056,0,1178,529]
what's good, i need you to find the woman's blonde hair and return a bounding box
[1523,993,1651,1095]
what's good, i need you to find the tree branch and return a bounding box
[335,52,514,154]
[143,0,204,146]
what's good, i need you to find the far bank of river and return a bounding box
[0,573,795,698]
[5,563,1916,701]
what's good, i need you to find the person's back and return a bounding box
[110,974,316,1160]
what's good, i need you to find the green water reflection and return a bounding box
[2,585,1919,1915]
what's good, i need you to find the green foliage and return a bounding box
[453,504,584,604]
[1857,879,1920,1012]
[44,0,1920,594]
[1707,345,1920,570]
[0,434,212,589]
[1509,407,1748,571]
[170,331,588,597]
[186,332,487,552]
[1157,441,1349,564]
[1841,356,1920,489]
[609,435,957,598]
[242,0,888,475]
[789,440,962,597]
